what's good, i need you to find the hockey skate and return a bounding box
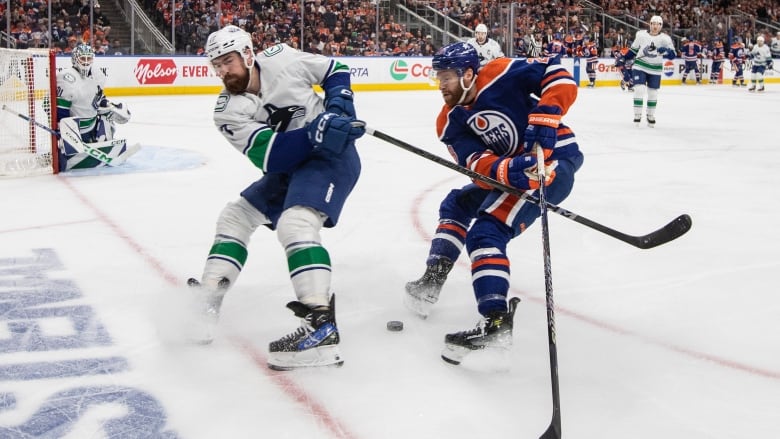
[748,85,756,92]
[403,257,454,319]
[186,277,229,344]
[758,87,765,92]
[646,115,656,127]
[633,116,641,125]
[441,297,521,366]
[267,295,343,371]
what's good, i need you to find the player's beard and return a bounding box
[222,70,250,94]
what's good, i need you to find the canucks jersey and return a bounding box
[212,43,350,173]
[630,30,675,75]
[749,44,772,67]
[56,65,107,133]
[435,56,580,168]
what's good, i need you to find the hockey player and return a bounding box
[680,36,703,84]
[614,45,634,91]
[466,23,505,66]
[729,36,748,87]
[408,42,584,366]
[582,37,599,87]
[708,37,726,84]
[190,25,364,370]
[747,35,773,92]
[771,31,780,59]
[615,15,675,127]
[56,43,135,171]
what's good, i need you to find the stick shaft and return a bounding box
[365,127,691,249]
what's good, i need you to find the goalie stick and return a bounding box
[2,104,135,166]
[364,126,692,249]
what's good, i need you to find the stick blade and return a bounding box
[635,214,693,249]
[539,421,561,439]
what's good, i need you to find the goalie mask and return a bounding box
[72,44,94,77]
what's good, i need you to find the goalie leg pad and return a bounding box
[276,206,331,308]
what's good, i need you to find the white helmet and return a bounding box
[206,25,254,67]
[475,23,488,35]
[757,35,765,44]
[650,15,663,25]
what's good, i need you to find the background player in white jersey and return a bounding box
[747,35,773,92]
[615,15,675,127]
[771,31,780,59]
[467,23,505,66]
[56,43,135,171]
[189,25,364,370]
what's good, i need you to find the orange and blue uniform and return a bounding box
[430,55,584,315]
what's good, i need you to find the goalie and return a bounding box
[56,43,138,171]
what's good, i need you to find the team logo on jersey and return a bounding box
[265,104,306,131]
[467,111,519,156]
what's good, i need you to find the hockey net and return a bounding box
[0,48,58,177]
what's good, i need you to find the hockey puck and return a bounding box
[386,320,404,332]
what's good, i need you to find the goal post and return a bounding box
[0,48,58,177]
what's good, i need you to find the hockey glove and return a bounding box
[492,154,556,190]
[325,85,356,119]
[615,56,626,68]
[523,105,561,158]
[657,46,676,60]
[768,60,774,71]
[308,112,365,155]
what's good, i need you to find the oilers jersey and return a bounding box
[435,56,580,170]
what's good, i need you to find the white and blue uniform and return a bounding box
[56,65,131,171]
[212,43,361,228]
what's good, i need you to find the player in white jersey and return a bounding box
[56,43,135,171]
[747,35,773,92]
[615,15,675,127]
[188,25,365,370]
[466,23,505,66]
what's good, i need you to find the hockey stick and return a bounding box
[534,146,562,439]
[365,127,692,249]
[1,104,132,166]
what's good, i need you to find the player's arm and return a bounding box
[214,93,312,173]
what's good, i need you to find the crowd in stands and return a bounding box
[2,0,778,57]
[1,0,127,55]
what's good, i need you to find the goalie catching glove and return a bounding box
[97,98,131,124]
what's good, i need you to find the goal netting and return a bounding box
[0,48,58,177]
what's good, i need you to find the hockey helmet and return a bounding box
[650,15,663,25]
[71,43,94,77]
[432,42,480,76]
[475,23,488,35]
[756,35,765,44]
[206,25,254,69]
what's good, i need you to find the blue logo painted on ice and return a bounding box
[0,249,179,438]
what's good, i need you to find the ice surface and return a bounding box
[1,85,778,438]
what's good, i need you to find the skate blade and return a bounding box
[403,292,433,319]
[267,344,343,371]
